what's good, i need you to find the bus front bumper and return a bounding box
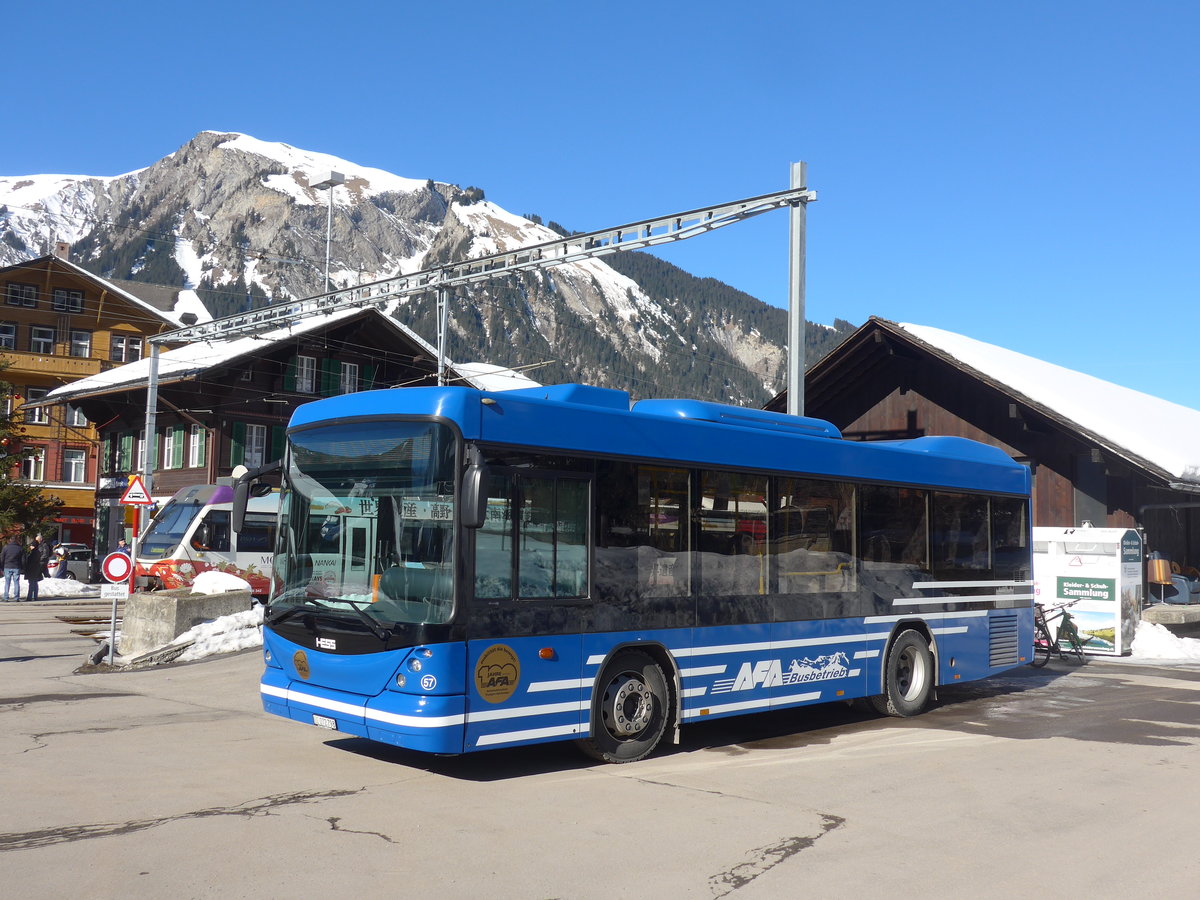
[260,669,466,754]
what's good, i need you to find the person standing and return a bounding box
[23,543,43,602]
[2,535,23,601]
[51,544,68,579]
[33,533,52,577]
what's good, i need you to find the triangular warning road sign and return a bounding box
[120,475,154,505]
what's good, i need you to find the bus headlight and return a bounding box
[407,658,423,673]
[396,673,407,688]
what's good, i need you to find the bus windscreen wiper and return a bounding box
[265,594,328,629]
[267,592,392,642]
[333,597,394,642]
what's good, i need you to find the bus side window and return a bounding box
[595,463,689,602]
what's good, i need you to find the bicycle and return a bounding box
[1031,601,1093,666]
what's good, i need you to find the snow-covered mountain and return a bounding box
[0,131,850,403]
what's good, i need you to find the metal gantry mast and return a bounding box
[151,184,816,348]
[139,175,815,512]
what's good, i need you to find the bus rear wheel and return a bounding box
[870,629,934,717]
[578,650,669,764]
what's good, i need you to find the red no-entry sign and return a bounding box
[101,551,133,584]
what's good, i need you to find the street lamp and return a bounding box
[311,170,345,292]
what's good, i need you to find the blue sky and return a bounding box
[6,1,1198,407]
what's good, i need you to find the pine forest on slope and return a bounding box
[0,131,854,405]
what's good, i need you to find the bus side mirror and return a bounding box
[232,480,250,534]
[461,446,489,529]
[233,459,283,533]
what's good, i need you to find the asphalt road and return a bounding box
[4,599,1200,899]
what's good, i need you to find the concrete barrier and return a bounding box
[120,587,254,657]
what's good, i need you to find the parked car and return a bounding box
[54,546,95,582]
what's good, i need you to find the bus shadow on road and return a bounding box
[318,662,1200,777]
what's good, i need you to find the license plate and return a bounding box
[312,714,338,730]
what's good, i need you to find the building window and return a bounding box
[66,404,87,427]
[30,326,55,355]
[69,330,92,358]
[340,362,359,394]
[135,430,146,472]
[52,289,84,313]
[162,427,177,469]
[245,423,267,468]
[0,323,15,350]
[21,448,45,481]
[23,388,49,425]
[296,356,316,393]
[5,283,37,307]
[63,449,87,483]
[188,424,207,468]
[110,335,143,362]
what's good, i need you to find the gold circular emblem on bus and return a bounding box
[475,644,520,704]
[294,650,311,680]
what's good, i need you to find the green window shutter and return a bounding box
[363,364,378,391]
[198,427,208,468]
[101,436,112,472]
[320,359,338,397]
[231,421,246,467]
[284,356,296,392]
[172,426,185,469]
[119,433,133,471]
[270,426,285,462]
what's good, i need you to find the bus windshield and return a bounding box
[139,499,203,559]
[273,419,457,627]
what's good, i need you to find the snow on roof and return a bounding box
[45,256,196,328]
[46,301,526,403]
[897,322,1200,485]
[46,303,430,404]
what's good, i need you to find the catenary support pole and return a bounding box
[437,284,449,387]
[787,161,808,417]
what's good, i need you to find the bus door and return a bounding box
[343,515,375,586]
[464,469,589,752]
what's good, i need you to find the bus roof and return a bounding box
[289,385,1029,495]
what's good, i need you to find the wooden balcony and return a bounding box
[2,351,106,379]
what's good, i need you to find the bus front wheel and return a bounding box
[870,629,933,717]
[578,650,669,764]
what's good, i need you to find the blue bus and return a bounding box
[244,383,1033,763]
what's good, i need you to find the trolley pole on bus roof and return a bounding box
[787,161,811,417]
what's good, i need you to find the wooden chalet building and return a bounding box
[768,317,1200,569]
[46,304,533,558]
[1,248,206,545]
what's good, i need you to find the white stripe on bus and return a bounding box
[526,678,593,693]
[680,665,727,677]
[682,690,822,718]
[891,593,1035,606]
[475,723,586,747]
[865,610,988,624]
[913,580,1034,590]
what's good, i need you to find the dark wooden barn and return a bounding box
[767,317,1200,570]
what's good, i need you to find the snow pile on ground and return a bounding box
[9,576,100,599]
[189,570,253,595]
[174,605,264,662]
[1130,620,1200,661]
